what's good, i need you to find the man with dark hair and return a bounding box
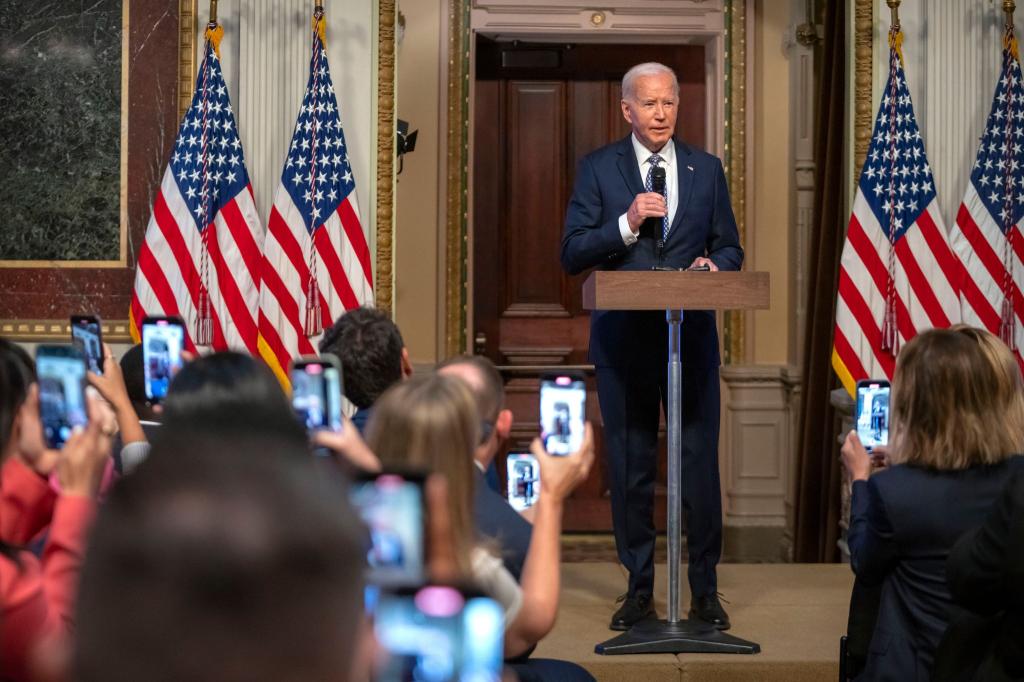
[72,429,369,682]
[319,306,412,433]
[438,354,532,580]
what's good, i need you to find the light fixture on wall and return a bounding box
[396,119,418,175]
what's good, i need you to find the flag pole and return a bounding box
[209,0,218,24]
[887,0,900,32]
[1006,1,1016,30]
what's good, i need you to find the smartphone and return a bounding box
[856,379,891,452]
[506,452,540,512]
[141,316,186,402]
[539,371,586,456]
[70,315,104,375]
[289,354,343,432]
[36,345,89,449]
[349,472,426,587]
[372,585,504,682]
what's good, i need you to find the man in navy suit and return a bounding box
[560,62,743,631]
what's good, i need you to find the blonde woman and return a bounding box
[365,373,595,662]
[841,328,1024,682]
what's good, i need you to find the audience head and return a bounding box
[119,343,158,422]
[72,430,366,682]
[0,338,43,463]
[161,351,303,442]
[318,307,412,410]
[889,327,1024,470]
[437,355,513,467]
[365,374,478,574]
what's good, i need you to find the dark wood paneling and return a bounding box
[504,81,568,316]
[472,78,503,357]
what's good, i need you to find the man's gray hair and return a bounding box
[621,62,679,100]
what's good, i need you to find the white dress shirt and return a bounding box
[618,134,679,246]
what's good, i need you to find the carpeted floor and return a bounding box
[532,562,853,682]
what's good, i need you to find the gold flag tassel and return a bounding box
[880,1,902,355]
[304,1,326,338]
[193,1,221,347]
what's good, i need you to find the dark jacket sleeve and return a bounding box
[707,159,744,272]
[946,472,1022,617]
[560,154,630,275]
[848,477,899,586]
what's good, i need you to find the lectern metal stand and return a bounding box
[581,271,768,656]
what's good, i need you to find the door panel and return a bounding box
[473,38,708,531]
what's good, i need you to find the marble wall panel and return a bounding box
[0,0,179,326]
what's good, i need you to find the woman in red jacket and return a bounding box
[0,339,113,680]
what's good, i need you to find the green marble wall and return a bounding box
[0,0,122,261]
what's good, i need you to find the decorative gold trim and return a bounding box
[179,0,197,123]
[724,0,747,364]
[444,0,470,356]
[1,320,134,344]
[854,0,874,178]
[0,2,131,270]
[376,0,397,314]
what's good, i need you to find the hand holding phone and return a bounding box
[372,585,504,682]
[290,355,343,433]
[539,371,586,456]
[855,379,890,452]
[36,345,89,449]
[56,391,117,497]
[141,316,186,402]
[349,472,426,587]
[70,315,104,375]
[530,421,596,503]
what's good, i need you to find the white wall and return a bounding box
[194,0,377,269]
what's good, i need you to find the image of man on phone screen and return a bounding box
[560,62,743,632]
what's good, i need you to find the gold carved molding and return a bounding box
[1,320,134,344]
[854,0,873,178]
[445,0,470,356]
[178,0,197,123]
[376,0,397,314]
[724,0,747,365]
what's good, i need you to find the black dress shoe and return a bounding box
[689,593,731,630]
[610,593,656,631]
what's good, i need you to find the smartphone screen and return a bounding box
[372,585,504,682]
[70,315,103,375]
[36,346,89,449]
[350,473,425,587]
[141,317,185,402]
[856,380,890,452]
[290,356,343,432]
[540,373,586,456]
[506,453,540,511]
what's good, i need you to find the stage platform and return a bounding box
[532,562,853,682]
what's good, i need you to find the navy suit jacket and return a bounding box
[474,467,532,581]
[849,457,1024,682]
[560,136,743,368]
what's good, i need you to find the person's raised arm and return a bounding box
[843,431,898,585]
[504,423,594,658]
[88,344,146,447]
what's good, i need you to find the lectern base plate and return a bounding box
[594,618,761,655]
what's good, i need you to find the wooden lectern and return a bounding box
[583,270,770,656]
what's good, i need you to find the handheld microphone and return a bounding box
[651,166,667,266]
[651,166,666,195]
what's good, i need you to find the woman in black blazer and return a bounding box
[842,327,1024,682]
[932,469,1024,682]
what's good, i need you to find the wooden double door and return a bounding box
[472,37,708,530]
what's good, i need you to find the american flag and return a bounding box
[833,30,961,395]
[258,9,373,381]
[130,24,263,353]
[950,31,1024,368]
